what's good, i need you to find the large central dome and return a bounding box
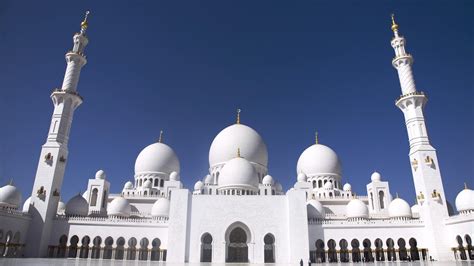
[209,124,268,167]
[135,142,180,175]
[297,144,342,176]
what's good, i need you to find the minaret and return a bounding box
[391,14,450,260]
[25,11,90,257]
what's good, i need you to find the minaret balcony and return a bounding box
[392,54,413,67]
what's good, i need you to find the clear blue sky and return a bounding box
[0,1,472,208]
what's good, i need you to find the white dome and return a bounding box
[204,175,213,184]
[218,157,258,188]
[346,199,368,219]
[151,198,170,217]
[65,194,88,216]
[209,124,268,167]
[297,173,307,182]
[170,171,180,181]
[107,197,131,217]
[297,144,342,176]
[388,198,412,218]
[143,180,152,188]
[123,181,133,190]
[22,197,31,212]
[262,175,274,185]
[95,169,106,180]
[0,184,22,208]
[307,199,326,219]
[275,182,283,191]
[194,181,204,191]
[455,188,474,212]
[135,142,180,175]
[57,201,66,215]
[371,171,382,182]
[343,183,352,191]
[324,182,334,190]
[411,204,420,214]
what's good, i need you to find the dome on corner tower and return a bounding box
[65,194,88,216]
[297,144,341,177]
[0,184,22,209]
[209,124,268,168]
[135,142,180,175]
[388,198,412,218]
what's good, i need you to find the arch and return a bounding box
[115,237,125,260]
[312,180,317,188]
[397,238,408,261]
[91,236,101,259]
[225,222,251,262]
[327,239,337,262]
[102,190,107,207]
[160,179,164,187]
[465,235,474,260]
[386,238,396,261]
[375,238,385,261]
[90,188,98,206]
[318,180,323,188]
[139,238,149,260]
[378,191,385,209]
[351,239,361,262]
[68,235,79,258]
[103,237,113,259]
[339,239,349,262]
[154,179,159,187]
[264,233,275,263]
[57,235,68,258]
[315,239,325,263]
[409,238,420,261]
[363,238,373,262]
[151,238,161,261]
[79,236,90,258]
[457,235,467,260]
[370,192,374,209]
[201,233,213,262]
[127,237,137,260]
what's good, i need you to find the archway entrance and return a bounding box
[226,227,248,262]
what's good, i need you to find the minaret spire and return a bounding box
[158,130,164,143]
[25,11,90,257]
[236,108,241,124]
[390,14,399,37]
[315,131,319,145]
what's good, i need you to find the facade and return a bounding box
[0,13,473,263]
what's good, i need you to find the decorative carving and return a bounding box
[411,158,418,171]
[44,153,53,161]
[425,156,435,169]
[431,189,441,198]
[416,191,424,200]
[59,156,66,163]
[53,189,60,197]
[37,186,46,196]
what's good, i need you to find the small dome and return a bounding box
[151,198,170,217]
[275,182,283,192]
[107,197,131,217]
[209,124,268,168]
[371,171,382,182]
[194,180,204,191]
[343,183,352,191]
[297,173,307,182]
[57,201,66,215]
[0,184,22,209]
[170,171,180,181]
[411,204,420,215]
[135,142,180,175]
[296,144,342,177]
[218,157,258,189]
[123,181,133,190]
[143,180,152,188]
[346,199,368,219]
[388,198,412,218]
[324,182,334,190]
[95,169,106,180]
[262,175,274,185]
[65,194,88,216]
[455,188,474,212]
[204,174,213,185]
[22,196,32,212]
[307,199,325,219]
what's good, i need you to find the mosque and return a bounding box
[0,12,473,263]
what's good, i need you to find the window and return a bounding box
[90,188,98,206]
[379,191,385,209]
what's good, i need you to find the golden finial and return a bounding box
[158,130,163,143]
[315,131,319,145]
[81,11,90,32]
[236,108,241,124]
[237,148,241,158]
[395,192,399,198]
[8,179,13,185]
[465,182,468,190]
[391,13,399,32]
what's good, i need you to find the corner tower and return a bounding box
[25,11,90,257]
[390,15,450,260]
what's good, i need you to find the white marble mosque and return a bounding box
[0,13,473,264]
